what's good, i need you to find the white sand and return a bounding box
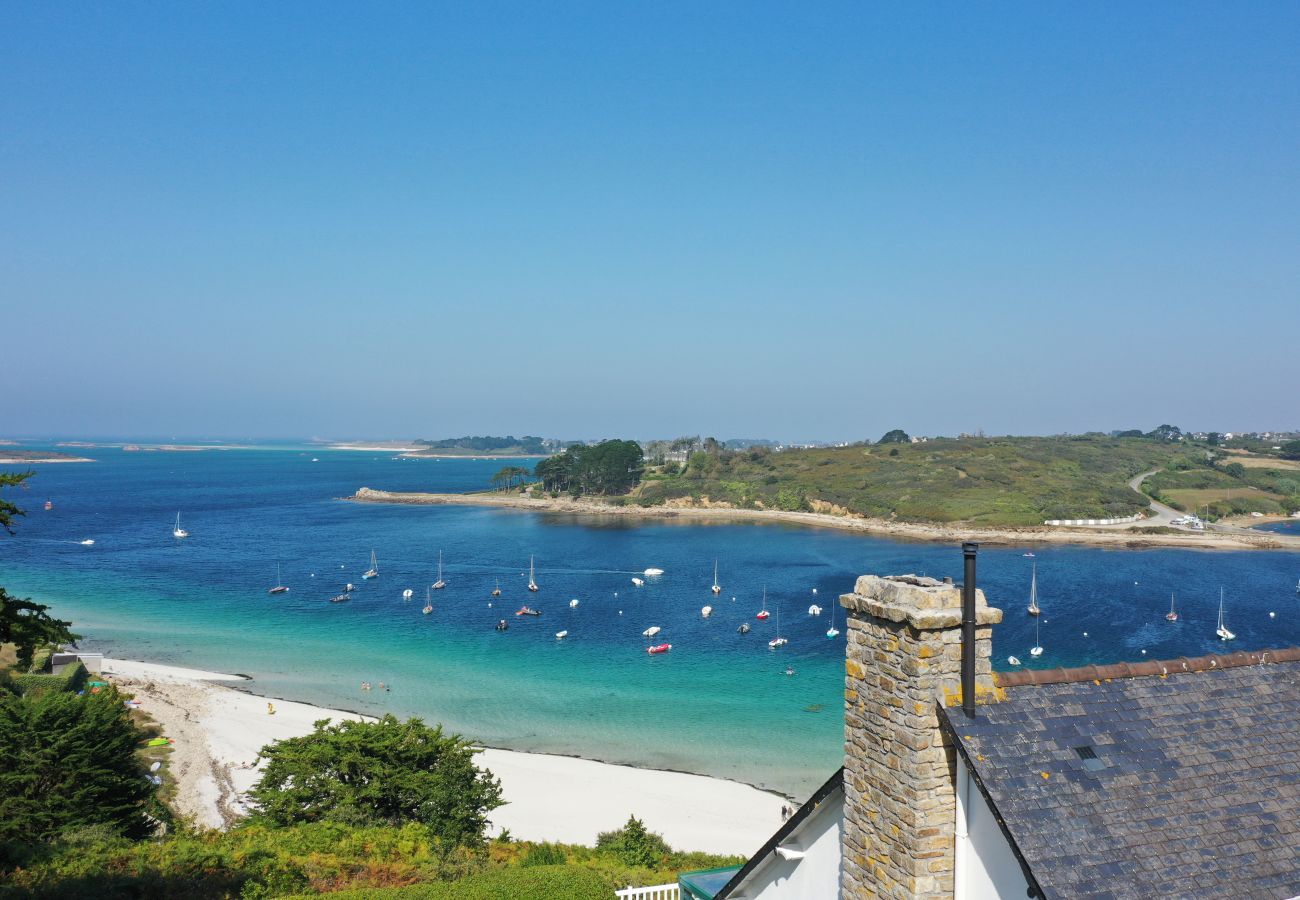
[102,658,786,855]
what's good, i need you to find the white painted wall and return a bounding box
[956,755,1033,899]
[727,791,843,900]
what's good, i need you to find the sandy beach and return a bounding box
[348,488,1300,551]
[0,456,93,464]
[102,659,786,855]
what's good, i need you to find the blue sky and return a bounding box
[4,3,1297,441]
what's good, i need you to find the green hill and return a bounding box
[633,435,1205,527]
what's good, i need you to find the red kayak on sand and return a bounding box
[646,643,672,655]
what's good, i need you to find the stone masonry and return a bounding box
[840,574,1003,899]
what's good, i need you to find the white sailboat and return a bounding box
[826,600,840,639]
[1216,589,1235,640]
[1027,563,1040,616]
[528,556,539,592]
[172,512,188,539]
[756,586,771,620]
[1165,593,1178,622]
[268,563,289,595]
[363,550,379,579]
[768,598,788,649]
[492,580,502,598]
[711,560,722,595]
[432,550,445,590]
[1029,615,1044,657]
[422,585,433,615]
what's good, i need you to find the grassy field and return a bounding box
[1144,460,1300,519]
[634,436,1205,527]
[1223,454,1300,471]
[1164,487,1287,514]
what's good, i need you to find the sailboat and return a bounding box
[527,556,539,592]
[1165,593,1178,622]
[172,512,188,539]
[1029,614,1044,657]
[1216,589,1235,640]
[1027,564,1040,616]
[756,587,771,620]
[268,563,289,595]
[432,551,445,590]
[711,560,722,595]
[768,597,788,649]
[363,550,379,580]
[422,585,433,615]
[492,580,502,598]
[826,599,840,639]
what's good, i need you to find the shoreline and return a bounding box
[0,456,94,464]
[101,658,786,855]
[347,488,1300,551]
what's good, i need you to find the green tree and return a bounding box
[879,429,910,444]
[1224,462,1246,479]
[596,815,671,868]
[1,470,33,535]
[0,588,80,672]
[0,683,155,866]
[1281,440,1300,461]
[248,715,503,849]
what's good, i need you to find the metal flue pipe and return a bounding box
[961,542,979,718]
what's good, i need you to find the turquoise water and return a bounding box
[4,446,1300,796]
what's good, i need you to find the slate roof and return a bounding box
[941,650,1300,900]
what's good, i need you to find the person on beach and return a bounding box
[267,702,276,715]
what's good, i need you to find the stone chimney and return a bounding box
[840,574,1002,898]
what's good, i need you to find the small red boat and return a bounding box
[756,610,770,620]
[646,643,672,655]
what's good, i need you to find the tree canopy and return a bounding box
[878,429,911,444]
[0,588,80,672]
[0,682,156,866]
[595,815,672,868]
[248,715,503,849]
[1282,440,1300,461]
[534,440,644,495]
[1,469,33,535]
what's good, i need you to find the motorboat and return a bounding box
[329,591,351,604]
[631,577,645,587]
[737,623,751,634]
[768,636,788,649]
[644,568,664,577]
[516,606,541,616]
[1007,656,1022,666]
[701,605,712,618]
[79,539,95,546]
[495,619,508,631]
[569,598,580,608]
[642,625,661,637]
[555,630,568,640]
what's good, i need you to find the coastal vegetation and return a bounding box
[534,440,643,496]
[632,434,1207,526]
[1145,457,1300,519]
[249,716,503,850]
[1,470,32,533]
[412,436,547,457]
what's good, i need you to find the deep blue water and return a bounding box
[3,445,1299,796]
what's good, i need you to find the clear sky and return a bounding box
[4,3,1297,442]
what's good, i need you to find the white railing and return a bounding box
[615,884,680,900]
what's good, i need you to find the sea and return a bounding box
[3,444,1299,797]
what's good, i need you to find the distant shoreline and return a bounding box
[347,488,1300,551]
[0,455,93,464]
[329,443,545,458]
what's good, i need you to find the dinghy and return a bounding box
[631,577,644,587]
[555,630,568,640]
[646,643,671,654]
[642,625,661,638]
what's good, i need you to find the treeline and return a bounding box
[415,435,547,454]
[534,440,644,495]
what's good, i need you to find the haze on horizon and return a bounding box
[4,4,1297,442]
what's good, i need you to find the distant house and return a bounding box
[705,563,1300,899]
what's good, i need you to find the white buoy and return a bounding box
[812,588,818,595]
[1083,632,1088,637]
[570,599,579,608]
[1270,611,1276,618]
[1141,649,1147,655]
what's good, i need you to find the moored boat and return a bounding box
[646,643,671,654]
[268,563,289,595]
[432,550,445,589]
[528,556,539,592]
[363,550,379,579]
[172,512,188,539]
[516,605,541,616]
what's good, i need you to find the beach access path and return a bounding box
[102,658,786,856]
